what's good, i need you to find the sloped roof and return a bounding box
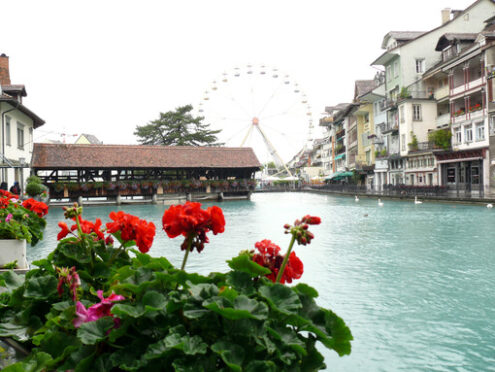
[1,84,26,97]
[355,80,378,99]
[31,143,261,169]
[77,133,103,144]
[381,31,427,49]
[435,33,477,51]
[0,95,44,128]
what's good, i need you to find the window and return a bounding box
[29,128,33,151]
[415,59,425,73]
[400,106,405,123]
[472,166,480,184]
[387,65,392,80]
[464,125,473,143]
[447,168,456,183]
[394,60,399,77]
[5,116,11,146]
[17,124,24,150]
[476,122,485,141]
[364,113,369,123]
[401,134,406,151]
[455,127,462,144]
[428,173,433,185]
[490,115,495,135]
[413,104,422,121]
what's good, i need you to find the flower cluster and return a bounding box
[106,211,156,253]
[0,192,48,246]
[56,266,81,301]
[162,202,225,253]
[22,198,49,217]
[284,215,321,246]
[57,216,105,242]
[73,290,125,328]
[252,239,303,284]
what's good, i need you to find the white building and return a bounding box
[0,54,45,191]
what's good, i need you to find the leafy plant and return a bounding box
[408,132,418,151]
[399,87,411,99]
[428,129,452,151]
[1,260,17,270]
[0,191,48,246]
[0,203,352,371]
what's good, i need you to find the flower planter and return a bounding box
[0,239,28,269]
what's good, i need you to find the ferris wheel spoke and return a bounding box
[259,99,302,120]
[260,123,306,143]
[256,80,285,118]
[225,123,252,143]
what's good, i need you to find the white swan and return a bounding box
[378,199,384,207]
[355,195,359,202]
[487,204,493,209]
[414,196,423,205]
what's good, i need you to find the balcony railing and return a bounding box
[435,113,450,127]
[408,141,449,153]
[336,129,345,140]
[382,122,399,134]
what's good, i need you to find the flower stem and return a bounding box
[180,235,193,271]
[276,234,296,283]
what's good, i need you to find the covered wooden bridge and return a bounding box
[31,144,261,200]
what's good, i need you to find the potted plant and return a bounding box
[0,191,48,270]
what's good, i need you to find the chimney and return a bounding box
[0,54,11,86]
[441,8,451,24]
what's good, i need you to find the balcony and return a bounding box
[408,141,448,153]
[436,113,450,128]
[336,129,345,141]
[382,122,399,134]
[372,137,384,145]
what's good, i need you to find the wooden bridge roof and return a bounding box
[31,143,261,169]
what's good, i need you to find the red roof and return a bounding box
[31,143,261,169]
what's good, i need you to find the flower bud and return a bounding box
[283,224,290,230]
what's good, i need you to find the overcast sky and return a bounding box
[2,0,478,151]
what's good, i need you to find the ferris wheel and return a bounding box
[197,64,314,176]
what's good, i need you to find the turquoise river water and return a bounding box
[30,192,495,371]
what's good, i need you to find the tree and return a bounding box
[134,105,223,146]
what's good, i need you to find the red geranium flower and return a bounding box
[22,198,49,217]
[106,211,156,253]
[0,198,10,209]
[57,222,71,240]
[252,239,304,284]
[0,190,14,199]
[162,202,225,253]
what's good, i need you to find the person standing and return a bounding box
[9,181,20,195]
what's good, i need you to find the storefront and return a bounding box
[436,149,486,195]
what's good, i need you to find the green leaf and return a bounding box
[0,270,24,291]
[259,284,302,315]
[226,271,256,296]
[58,242,91,263]
[3,351,52,372]
[245,360,278,372]
[267,325,306,355]
[293,283,319,298]
[142,290,168,311]
[211,340,245,371]
[24,275,58,299]
[111,303,145,318]
[187,282,219,300]
[77,317,115,345]
[227,254,271,277]
[0,320,29,341]
[324,309,353,356]
[143,333,207,361]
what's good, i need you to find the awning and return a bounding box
[334,153,346,161]
[324,171,354,180]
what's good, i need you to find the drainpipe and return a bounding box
[0,101,20,182]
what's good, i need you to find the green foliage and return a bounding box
[399,87,411,99]
[26,176,41,185]
[25,183,45,197]
[134,105,223,146]
[0,202,46,246]
[0,208,352,371]
[408,132,418,150]
[428,129,452,151]
[1,260,18,269]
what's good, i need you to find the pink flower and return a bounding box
[5,213,12,223]
[73,291,125,328]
